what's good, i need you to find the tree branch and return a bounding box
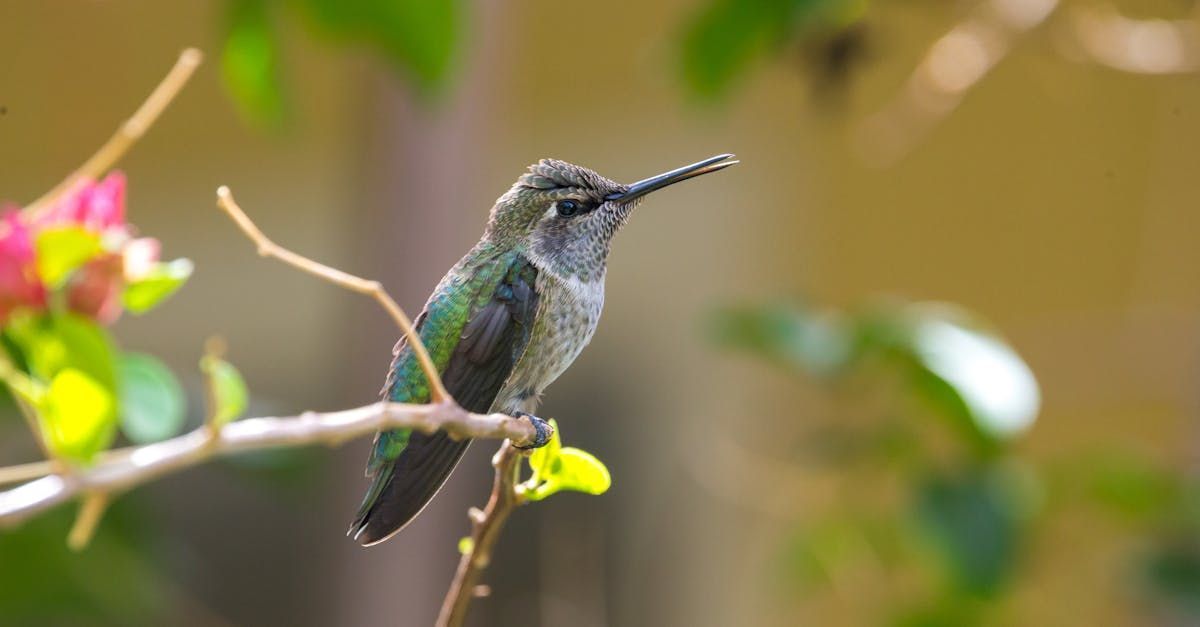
[1060,5,1200,75]
[24,48,203,217]
[215,186,449,403]
[0,402,540,528]
[437,443,524,627]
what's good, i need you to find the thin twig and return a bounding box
[0,459,55,487]
[437,443,524,627]
[0,354,51,459]
[0,402,540,528]
[66,493,110,551]
[25,48,203,217]
[214,186,450,404]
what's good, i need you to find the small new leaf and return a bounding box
[123,258,193,314]
[552,448,611,494]
[523,419,611,502]
[201,353,248,428]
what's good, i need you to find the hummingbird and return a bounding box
[349,154,738,546]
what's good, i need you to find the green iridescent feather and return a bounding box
[366,246,525,474]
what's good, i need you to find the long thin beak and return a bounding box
[605,154,738,202]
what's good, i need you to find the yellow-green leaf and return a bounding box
[35,226,103,288]
[523,418,611,502]
[38,368,117,463]
[5,313,118,392]
[123,259,193,314]
[552,448,612,495]
[201,355,248,427]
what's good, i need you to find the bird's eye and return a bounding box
[555,199,581,217]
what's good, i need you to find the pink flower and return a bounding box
[0,172,182,326]
[65,236,163,324]
[43,172,127,232]
[67,253,124,324]
[0,208,47,322]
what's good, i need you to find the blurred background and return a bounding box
[2,0,1199,625]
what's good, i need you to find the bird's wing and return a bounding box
[349,252,539,544]
[367,251,539,472]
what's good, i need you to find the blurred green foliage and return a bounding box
[219,0,461,127]
[679,0,867,99]
[223,0,288,128]
[714,301,1039,450]
[715,299,1200,622]
[0,503,169,625]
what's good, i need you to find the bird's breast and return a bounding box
[494,271,604,414]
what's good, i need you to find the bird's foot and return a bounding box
[512,412,552,450]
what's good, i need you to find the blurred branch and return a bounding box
[856,0,1060,166]
[215,186,449,403]
[1059,5,1200,75]
[438,443,524,627]
[0,459,55,486]
[0,401,541,528]
[25,48,203,217]
[857,1,1200,165]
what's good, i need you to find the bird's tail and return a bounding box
[348,431,472,546]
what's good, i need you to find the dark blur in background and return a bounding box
[3,0,1200,625]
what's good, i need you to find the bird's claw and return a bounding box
[513,412,551,450]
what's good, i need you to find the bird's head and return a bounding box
[485,154,737,282]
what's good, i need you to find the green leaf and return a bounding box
[680,0,789,99]
[457,536,474,555]
[118,353,186,444]
[34,226,103,288]
[897,304,1040,442]
[2,314,121,463]
[201,355,248,427]
[913,465,1033,595]
[679,0,869,99]
[122,259,193,314]
[523,419,611,501]
[38,368,117,462]
[297,0,461,91]
[222,0,286,127]
[539,448,611,497]
[5,313,118,392]
[711,304,853,376]
[1076,453,1182,520]
[1140,540,1200,616]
